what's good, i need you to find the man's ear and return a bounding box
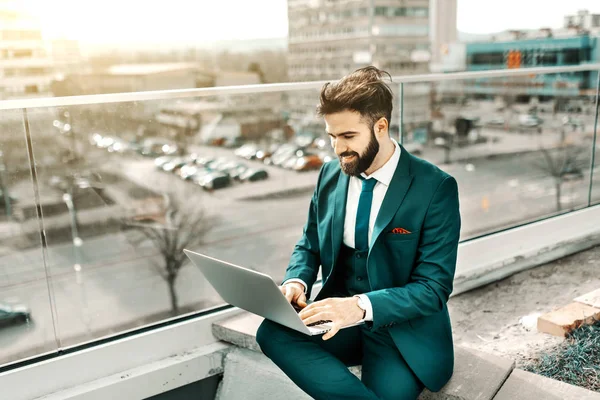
[374,117,388,136]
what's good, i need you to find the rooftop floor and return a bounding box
[449,243,600,365]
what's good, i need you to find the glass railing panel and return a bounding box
[21,87,326,351]
[402,70,598,239]
[0,108,58,366]
[589,71,600,206]
[3,65,599,368]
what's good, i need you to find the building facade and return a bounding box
[463,10,600,101]
[286,0,442,137]
[429,0,458,72]
[0,8,54,100]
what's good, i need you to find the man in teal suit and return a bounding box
[256,66,461,400]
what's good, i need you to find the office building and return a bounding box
[286,0,449,135]
[0,7,54,100]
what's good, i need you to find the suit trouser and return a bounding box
[256,318,424,400]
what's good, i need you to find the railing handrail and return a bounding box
[1,63,599,111]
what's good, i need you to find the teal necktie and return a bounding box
[355,177,378,251]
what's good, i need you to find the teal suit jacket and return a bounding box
[283,145,461,392]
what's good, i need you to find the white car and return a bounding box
[518,114,542,127]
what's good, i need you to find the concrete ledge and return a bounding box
[35,342,231,400]
[493,369,600,400]
[419,347,514,400]
[216,348,310,400]
[213,313,515,400]
[212,313,263,352]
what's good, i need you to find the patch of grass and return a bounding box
[523,319,600,392]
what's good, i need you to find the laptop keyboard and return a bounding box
[292,304,331,327]
[307,320,331,327]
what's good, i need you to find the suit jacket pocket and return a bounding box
[384,230,420,241]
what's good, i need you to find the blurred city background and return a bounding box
[0,0,599,380]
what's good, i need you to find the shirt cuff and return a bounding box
[357,294,373,322]
[282,278,307,293]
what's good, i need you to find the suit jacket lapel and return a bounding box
[370,146,414,252]
[329,169,349,279]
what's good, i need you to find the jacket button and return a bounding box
[356,276,363,281]
[356,254,361,259]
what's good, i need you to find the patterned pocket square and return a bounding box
[391,227,411,234]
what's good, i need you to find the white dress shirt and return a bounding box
[286,139,402,323]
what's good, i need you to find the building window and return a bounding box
[25,85,39,93]
[536,51,558,65]
[1,30,42,40]
[12,49,33,58]
[563,49,581,65]
[374,7,429,18]
[374,24,428,37]
[471,52,504,65]
[407,7,428,17]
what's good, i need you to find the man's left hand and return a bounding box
[299,297,364,340]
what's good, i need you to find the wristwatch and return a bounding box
[354,295,367,319]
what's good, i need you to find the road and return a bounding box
[1,138,599,366]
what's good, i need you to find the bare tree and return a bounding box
[126,192,218,314]
[537,143,587,212]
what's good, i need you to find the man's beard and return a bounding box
[338,129,379,177]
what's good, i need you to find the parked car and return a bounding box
[270,146,305,167]
[205,157,231,171]
[263,144,298,166]
[518,114,543,127]
[195,172,232,191]
[228,165,250,180]
[97,136,116,149]
[223,136,244,148]
[154,156,175,169]
[178,162,200,180]
[139,139,180,157]
[254,144,280,162]
[317,149,336,163]
[89,133,104,147]
[0,303,31,327]
[282,155,300,170]
[195,156,215,167]
[218,161,248,179]
[294,155,323,171]
[107,138,131,153]
[190,168,214,184]
[165,154,197,174]
[487,117,505,126]
[239,168,269,182]
[234,144,258,160]
[161,157,187,173]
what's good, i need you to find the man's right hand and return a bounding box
[280,282,307,308]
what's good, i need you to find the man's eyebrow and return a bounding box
[326,131,360,137]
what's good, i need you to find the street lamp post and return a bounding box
[0,151,11,218]
[62,191,83,271]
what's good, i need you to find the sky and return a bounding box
[13,0,600,45]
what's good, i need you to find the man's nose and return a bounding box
[333,138,345,155]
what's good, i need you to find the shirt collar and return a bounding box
[360,138,401,187]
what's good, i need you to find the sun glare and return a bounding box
[17,0,288,44]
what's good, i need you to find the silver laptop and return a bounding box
[184,249,362,335]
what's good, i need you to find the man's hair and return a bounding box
[316,66,394,129]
